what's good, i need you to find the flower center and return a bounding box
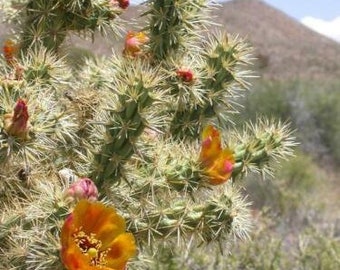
[73,228,110,266]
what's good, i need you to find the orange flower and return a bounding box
[199,125,235,185]
[199,125,222,167]
[204,148,235,185]
[61,200,136,270]
[3,39,18,67]
[123,31,149,57]
[3,99,30,140]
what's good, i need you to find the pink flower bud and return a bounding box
[66,178,98,201]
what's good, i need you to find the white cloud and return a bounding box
[301,16,340,43]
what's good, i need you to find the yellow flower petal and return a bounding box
[106,233,137,270]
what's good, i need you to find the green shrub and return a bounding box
[235,79,340,164]
[243,151,322,224]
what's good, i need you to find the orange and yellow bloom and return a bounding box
[199,125,235,185]
[123,31,149,57]
[61,200,136,270]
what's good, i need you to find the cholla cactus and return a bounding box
[0,0,296,269]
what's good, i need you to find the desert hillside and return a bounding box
[215,0,340,80]
[1,0,340,80]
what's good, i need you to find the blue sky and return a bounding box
[263,0,340,42]
[130,0,340,42]
[131,0,340,20]
[263,0,340,20]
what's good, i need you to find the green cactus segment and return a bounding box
[165,158,202,192]
[19,0,123,52]
[144,0,209,61]
[129,138,205,195]
[169,34,252,140]
[91,59,167,188]
[127,193,234,244]
[231,120,297,181]
[200,33,252,119]
[92,89,151,186]
[202,34,238,92]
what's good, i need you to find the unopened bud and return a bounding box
[65,178,98,201]
[110,0,129,9]
[176,68,194,82]
[3,99,30,140]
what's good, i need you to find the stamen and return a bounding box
[73,227,110,266]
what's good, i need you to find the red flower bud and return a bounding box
[3,99,30,140]
[176,68,194,82]
[118,0,129,9]
[110,0,129,9]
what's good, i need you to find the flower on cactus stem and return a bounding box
[199,125,235,185]
[3,39,18,67]
[110,0,129,9]
[61,200,136,270]
[65,178,99,201]
[3,99,30,140]
[123,31,149,57]
[176,68,194,82]
[199,125,222,166]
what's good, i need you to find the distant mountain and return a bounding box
[2,0,340,80]
[214,0,340,80]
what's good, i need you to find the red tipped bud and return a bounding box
[110,0,129,9]
[3,99,30,140]
[118,0,129,9]
[176,68,194,82]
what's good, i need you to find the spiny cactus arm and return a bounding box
[115,138,204,199]
[2,0,127,53]
[0,82,79,168]
[0,175,71,269]
[125,185,252,249]
[90,57,170,188]
[143,0,212,61]
[169,33,254,140]
[230,119,297,181]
